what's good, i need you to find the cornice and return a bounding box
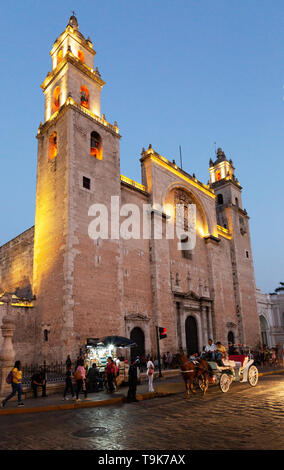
[51,27,96,57]
[41,52,105,91]
[37,99,121,139]
[140,148,215,200]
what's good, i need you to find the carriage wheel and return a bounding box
[248,365,258,387]
[219,373,231,393]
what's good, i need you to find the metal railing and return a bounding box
[22,362,66,386]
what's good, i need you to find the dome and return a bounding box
[68,14,79,29]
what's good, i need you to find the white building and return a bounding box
[256,287,284,350]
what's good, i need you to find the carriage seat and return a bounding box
[222,358,237,367]
[228,355,248,367]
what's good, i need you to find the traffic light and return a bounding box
[159,327,167,340]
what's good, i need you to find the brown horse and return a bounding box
[173,353,209,398]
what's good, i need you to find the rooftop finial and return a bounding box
[68,12,79,29]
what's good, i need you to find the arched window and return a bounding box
[52,86,60,113]
[260,315,269,347]
[216,170,221,181]
[49,132,57,160]
[217,194,223,205]
[57,49,63,66]
[78,50,85,63]
[90,131,103,160]
[80,85,89,109]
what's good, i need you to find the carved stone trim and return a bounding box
[124,313,150,323]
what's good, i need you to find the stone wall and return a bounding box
[0,227,34,294]
[0,302,37,365]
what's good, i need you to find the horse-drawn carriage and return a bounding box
[174,352,258,397]
[205,354,259,393]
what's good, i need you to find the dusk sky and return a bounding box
[0,0,283,294]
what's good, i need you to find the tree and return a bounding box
[274,282,284,294]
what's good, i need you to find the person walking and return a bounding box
[74,359,87,401]
[147,356,155,392]
[1,360,24,408]
[63,364,75,400]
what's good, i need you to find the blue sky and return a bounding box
[0,0,283,293]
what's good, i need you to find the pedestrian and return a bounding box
[263,345,270,367]
[147,356,155,392]
[105,356,115,393]
[168,352,173,369]
[163,352,168,369]
[31,369,47,398]
[65,354,72,370]
[1,360,24,408]
[114,356,121,390]
[86,363,100,393]
[74,359,87,401]
[141,354,147,372]
[154,357,158,370]
[127,360,138,402]
[63,364,75,400]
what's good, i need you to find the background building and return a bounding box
[256,285,284,350]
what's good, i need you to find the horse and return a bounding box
[172,353,209,398]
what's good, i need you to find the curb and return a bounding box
[1,369,283,416]
[0,392,169,416]
[258,369,284,377]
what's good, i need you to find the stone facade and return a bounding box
[0,17,262,364]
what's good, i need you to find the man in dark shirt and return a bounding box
[86,363,102,392]
[127,360,138,402]
[31,370,47,398]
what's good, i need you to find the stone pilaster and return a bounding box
[0,296,16,396]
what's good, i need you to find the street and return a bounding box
[0,374,283,450]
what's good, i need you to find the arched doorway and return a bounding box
[228,331,235,345]
[130,327,145,362]
[185,316,199,355]
[260,315,270,347]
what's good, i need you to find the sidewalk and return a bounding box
[1,366,283,416]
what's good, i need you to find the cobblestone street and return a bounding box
[0,374,283,450]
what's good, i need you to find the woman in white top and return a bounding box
[147,357,155,392]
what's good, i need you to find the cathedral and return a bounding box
[0,16,261,364]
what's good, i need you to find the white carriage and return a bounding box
[206,354,259,393]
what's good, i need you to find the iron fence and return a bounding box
[22,361,66,386]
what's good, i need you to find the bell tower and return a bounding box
[33,16,122,361]
[209,147,243,228]
[209,147,261,347]
[42,15,105,123]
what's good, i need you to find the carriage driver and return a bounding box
[203,339,217,360]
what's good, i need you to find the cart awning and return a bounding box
[87,336,137,348]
